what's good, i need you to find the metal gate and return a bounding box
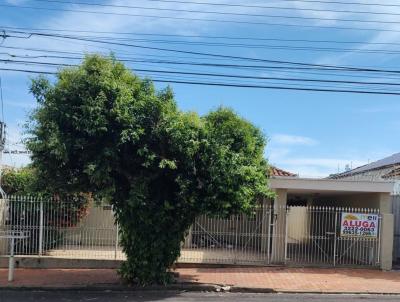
[181,205,381,268]
[180,204,273,265]
[286,206,381,267]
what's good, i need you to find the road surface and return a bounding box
[0,291,398,301]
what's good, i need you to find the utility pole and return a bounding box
[0,75,6,199]
[0,121,6,199]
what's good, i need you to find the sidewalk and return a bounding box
[1,267,400,294]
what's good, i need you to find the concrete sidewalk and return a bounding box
[1,267,400,294]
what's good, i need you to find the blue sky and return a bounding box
[1,0,400,176]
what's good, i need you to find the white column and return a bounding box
[380,213,394,271]
[271,189,287,264]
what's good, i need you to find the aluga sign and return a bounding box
[340,213,379,238]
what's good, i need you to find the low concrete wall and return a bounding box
[0,256,122,269]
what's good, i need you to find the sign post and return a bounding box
[0,231,29,282]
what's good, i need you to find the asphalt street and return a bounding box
[0,291,399,302]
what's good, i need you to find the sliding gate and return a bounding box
[180,205,381,268]
[285,206,381,267]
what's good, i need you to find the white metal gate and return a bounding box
[180,204,273,265]
[181,205,381,268]
[286,206,381,267]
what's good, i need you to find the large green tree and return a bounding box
[27,55,271,284]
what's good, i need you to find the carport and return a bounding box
[269,177,394,270]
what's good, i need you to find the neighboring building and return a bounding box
[329,152,400,183]
[329,152,400,263]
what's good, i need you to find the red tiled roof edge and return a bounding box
[270,166,297,177]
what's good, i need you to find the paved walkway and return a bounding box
[179,267,400,293]
[1,267,400,293]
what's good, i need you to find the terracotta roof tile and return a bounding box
[270,166,297,177]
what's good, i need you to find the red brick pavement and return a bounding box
[178,267,400,293]
[1,267,400,293]
[0,269,121,288]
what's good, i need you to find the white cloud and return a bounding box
[310,0,400,66]
[271,134,318,146]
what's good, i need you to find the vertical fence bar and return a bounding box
[333,210,338,267]
[266,205,271,264]
[377,214,382,264]
[38,199,44,256]
[114,221,119,260]
[284,209,288,265]
[234,215,239,264]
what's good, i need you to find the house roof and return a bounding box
[270,166,297,177]
[330,152,400,179]
[382,167,400,179]
[270,177,394,194]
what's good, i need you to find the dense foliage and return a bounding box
[27,55,272,284]
[1,167,37,195]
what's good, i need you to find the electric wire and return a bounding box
[8,29,400,74]
[30,0,400,18]
[3,4,400,33]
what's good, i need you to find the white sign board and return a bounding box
[340,213,379,238]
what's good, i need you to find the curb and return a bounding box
[0,283,221,292]
[1,284,400,295]
[2,286,400,295]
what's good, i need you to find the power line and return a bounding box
[45,39,400,56]
[8,36,400,57]
[0,67,54,75]
[4,57,400,87]
[115,0,400,10]
[3,4,400,32]
[0,76,4,122]
[4,25,400,47]
[9,30,400,74]
[4,58,400,93]
[30,0,400,18]
[3,66,400,95]
[8,33,400,56]
[6,36,400,83]
[4,57,400,85]
[6,48,400,82]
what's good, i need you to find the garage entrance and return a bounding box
[180,203,382,268]
[270,177,394,270]
[286,205,381,267]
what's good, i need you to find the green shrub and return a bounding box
[26,55,272,284]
